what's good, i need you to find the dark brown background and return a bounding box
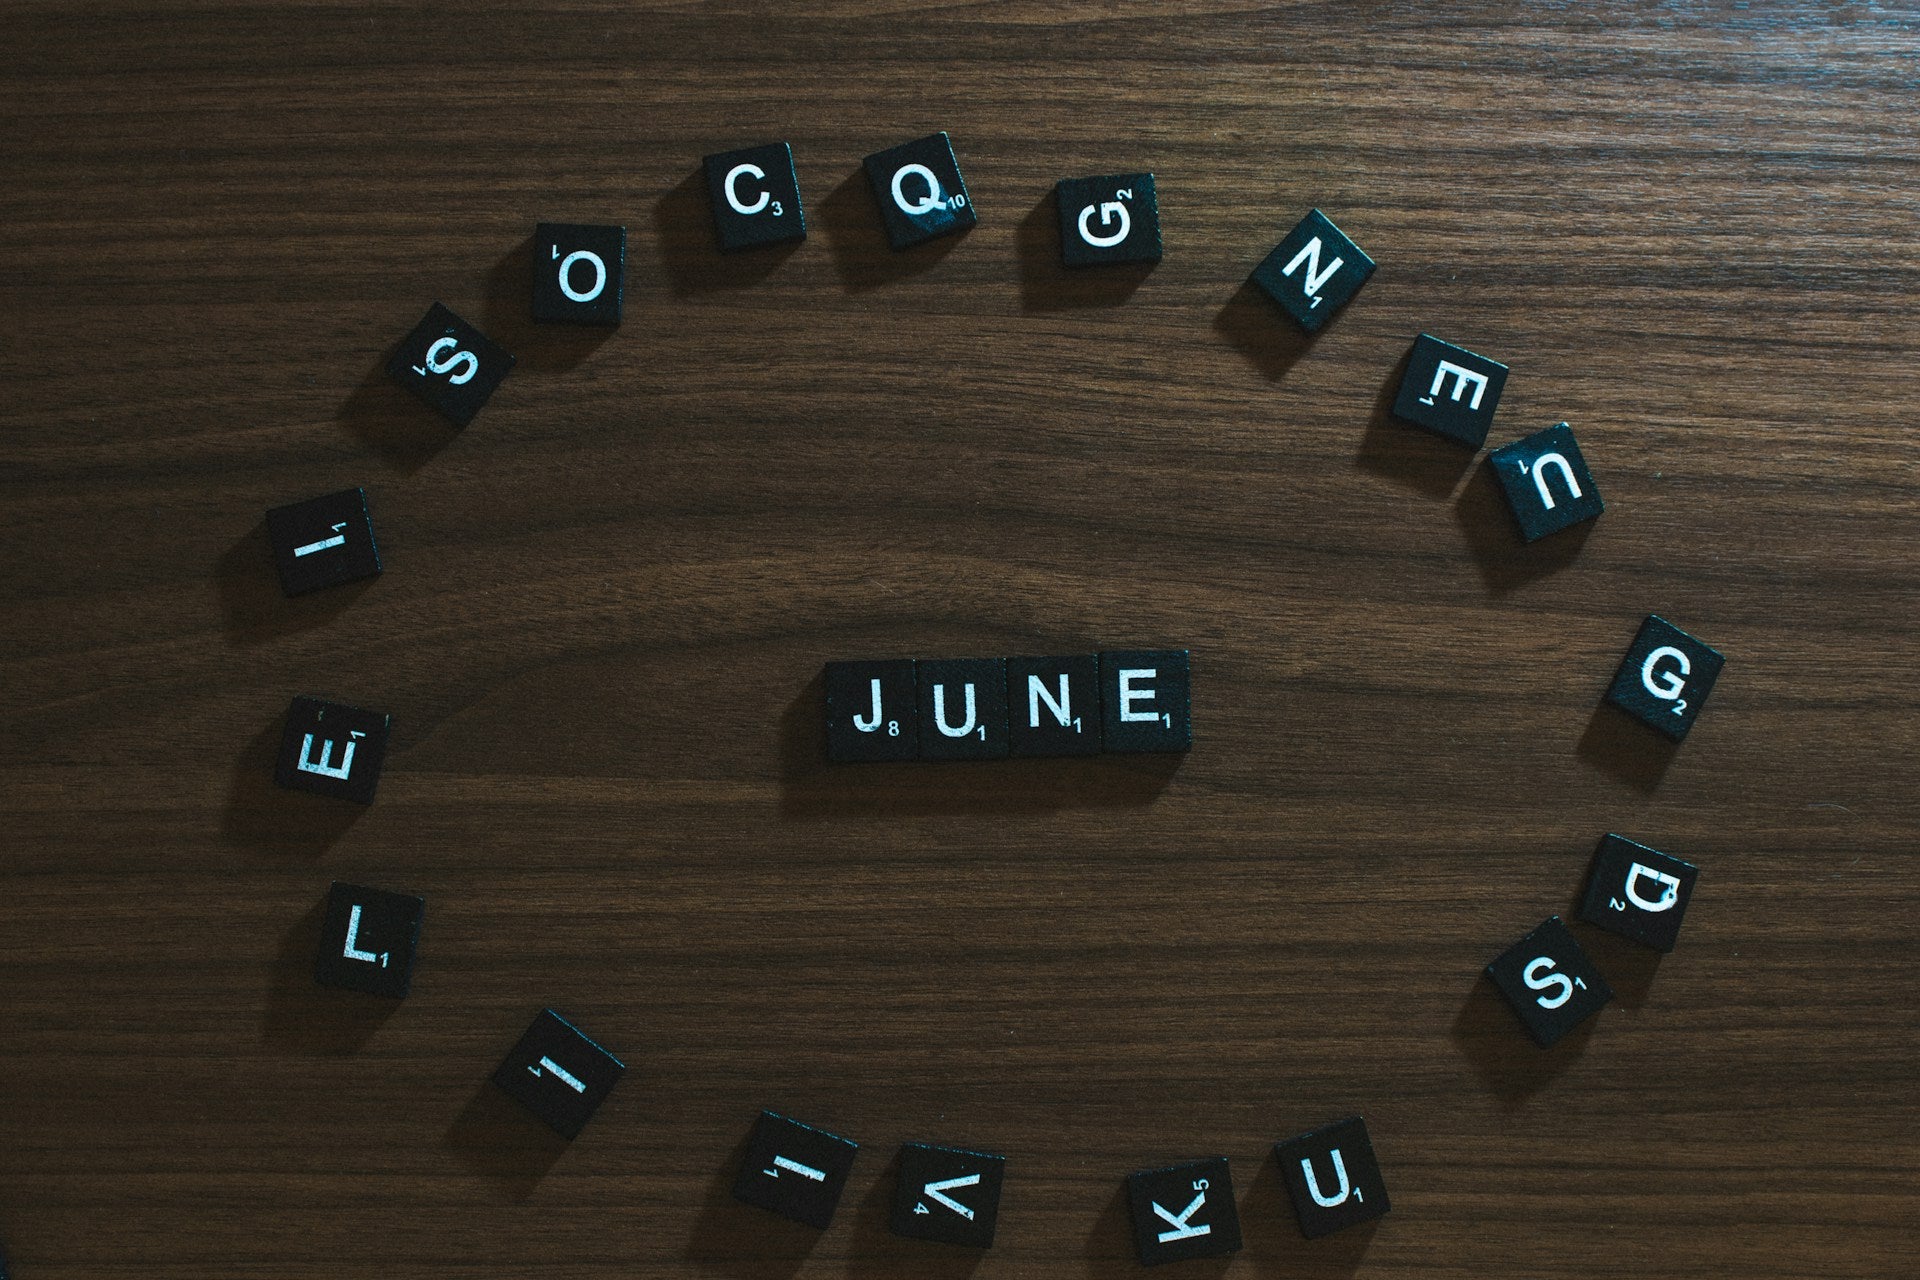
[1,2,1915,1277]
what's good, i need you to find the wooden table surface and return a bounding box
[2,2,1916,1277]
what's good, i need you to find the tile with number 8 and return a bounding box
[824,658,919,763]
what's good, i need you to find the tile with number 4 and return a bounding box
[1488,422,1603,543]
[917,658,1010,760]
[705,142,806,252]
[491,1008,625,1139]
[733,1110,859,1229]
[1056,173,1161,267]
[824,659,919,763]
[1007,654,1101,757]
[387,302,515,427]
[890,1141,1005,1249]
[864,132,976,251]
[1485,916,1613,1048]
[1580,833,1699,952]
[532,222,625,325]
[1099,650,1191,754]
[1249,209,1376,333]
[1391,333,1509,449]
[1604,614,1725,742]
[1274,1116,1390,1239]
[265,487,381,597]
[1126,1156,1240,1265]
[274,695,390,805]
[314,881,423,998]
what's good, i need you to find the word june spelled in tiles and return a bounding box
[1580,833,1699,952]
[314,881,423,998]
[822,649,1191,763]
[1605,614,1726,742]
[1249,208,1376,333]
[1055,173,1162,267]
[705,142,806,252]
[863,132,976,250]
[1488,422,1603,542]
[265,487,381,597]
[1126,1156,1241,1265]
[733,1110,859,1229]
[386,302,515,427]
[1485,916,1614,1048]
[491,1009,625,1139]
[1273,1116,1390,1239]
[1391,333,1510,449]
[274,695,391,805]
[531,222,626,326]
[889,1141,1007,1249]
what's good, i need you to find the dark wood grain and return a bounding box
[2,2,1916,1276]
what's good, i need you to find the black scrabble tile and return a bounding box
[1248,209,1375,333]
[1098,650,1191,754]
[1488,422,1603,542]
[386,302,515,427]
[265,487,381,597]
[490,1009,625,1140]
[916,658,1010,760]
[1125,1156,1240,1265]
[732,1110,859,1230]
[1485,916,1614,1048]
[314,881,423,998]
[1006,654,1102,757]
[824,659,919,763]
[1579,834,1700,952]
[1391,333,1509,449]
[1274,1116,1390,1239]
[1604,614,1726,742]
[531,222,625,325]
[889,1141,1006,1249]
[704,142,807,252]
[863,132,976,251]
[273,695,390,805]
[1055,173,1162,267]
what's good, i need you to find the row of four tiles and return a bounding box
[823,650,1192,762]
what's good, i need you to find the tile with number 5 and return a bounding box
[387,301,514,427]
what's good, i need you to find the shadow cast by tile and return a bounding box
[819,167,961,293]
[443,1074,571,1204]
[1213,278,1319,382]
[1566,915,1668,1010]
[844,1149,985,1280]
[338,351,460,475]
[1241,1148,1377,1279]
[1016,190,1154,313]
[652,167,801,297]
[260,895,399,1055]
[220,717,363,855]
[1354,347,1475,500]
[1451,973,1597,1106]
[215,521,375,647]
[1576,699,1678,794]
[481,236,617,373]
[684,1131,817,1280]
[1454,457,1595,594]
[1081,1177,1133,1272]
[776,674,1181,819]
